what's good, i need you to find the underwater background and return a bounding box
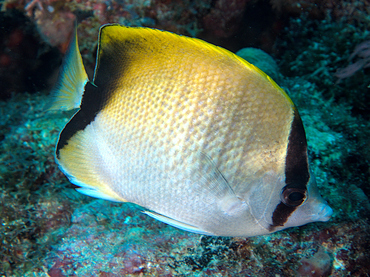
[0,0,369,276]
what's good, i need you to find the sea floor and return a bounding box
[1,88,369,276]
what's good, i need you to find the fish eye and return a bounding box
[281,187,306,207]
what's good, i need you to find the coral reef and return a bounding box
[271,0,370,21]
[0,92,78,274]
[24,0,76,53]
[202,0,252,38]
[0,9,61,99]
[1,0,213,63]
[276,13,370,119]
[1,0,370,276]
[334,40,370,82]
[297,247,332,277]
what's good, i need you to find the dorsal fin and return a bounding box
[91,24,292,104]
[93,24,239,87]
[48,26,88,110]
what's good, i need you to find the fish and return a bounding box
[50,24,333,237]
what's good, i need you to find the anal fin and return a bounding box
[143,211,215,236]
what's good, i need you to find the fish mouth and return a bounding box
[314,202,333,222]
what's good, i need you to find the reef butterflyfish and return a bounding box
[50,24,333,237]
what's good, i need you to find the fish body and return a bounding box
[51,24,332,236]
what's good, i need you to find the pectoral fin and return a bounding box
[190,152,247,216]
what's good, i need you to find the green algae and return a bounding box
[0,92,88,275]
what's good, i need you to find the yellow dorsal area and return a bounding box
[93,25,293,106]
